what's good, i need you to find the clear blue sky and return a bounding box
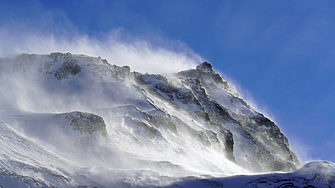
[1,0,335,164]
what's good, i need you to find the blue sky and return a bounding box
[1,0,335,164]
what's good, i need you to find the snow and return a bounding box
[0,53,330,187]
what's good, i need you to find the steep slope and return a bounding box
[0,52,302,187]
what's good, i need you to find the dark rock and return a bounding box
[64,111,108,136]
[196,62,214,73]
[54,53,82,80]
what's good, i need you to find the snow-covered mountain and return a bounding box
[0,52,333,187]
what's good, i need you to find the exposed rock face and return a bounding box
[53,55,82,80]
[63,111,108,136]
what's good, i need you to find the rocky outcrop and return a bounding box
[63,111,108,136]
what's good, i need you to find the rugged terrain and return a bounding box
[0,53,333,187]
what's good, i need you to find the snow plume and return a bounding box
[214,69,311,167]
[0,26,201,75]
[289,137,318,166]
[215,69,276,122]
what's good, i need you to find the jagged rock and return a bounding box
[196,61,214,72]
[53,54,82,80]
[64,111,108,136]
[178,61,230,91]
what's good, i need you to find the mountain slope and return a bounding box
[0,52,318,187]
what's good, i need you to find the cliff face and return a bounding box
[0,52,300,187]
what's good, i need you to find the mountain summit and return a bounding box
[0,53,332,187]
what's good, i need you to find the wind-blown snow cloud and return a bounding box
[0,25,201,74]
[215,68,277,122]
[0,0,201,74]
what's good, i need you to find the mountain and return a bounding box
[0,52,333,187]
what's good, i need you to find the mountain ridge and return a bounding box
[0,52,331,187]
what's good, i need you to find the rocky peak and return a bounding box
[177,61,231,92]
[196,61,214,73]
[0,53,301,176]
